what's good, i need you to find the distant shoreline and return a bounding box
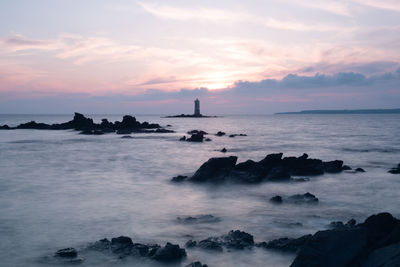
[163,114,220,118]
[275,108,400,114]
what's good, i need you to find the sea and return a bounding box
[0,114,399,267]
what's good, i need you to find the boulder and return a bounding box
[0,124,10,130]
[151,243,186,262]
[388,163,400,174]
[323,160,344,173]
[71,112,95,130]
[215,131,225,136]
[288,192,319,204]
[189,156,237,182]
[257,235,312,252]
[179,136,186,141]
[187,133,204,142]
[171,175,188,182]
[222,230,254,249]
[221,147,227,153]
[342,165,352,170]
[355,168,366,173]
[197,238,224,252]
[185,240,197,248]
[55,248,78,258]
[110,236,133,254]
[270,195,283,203]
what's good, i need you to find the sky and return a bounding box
[0,0,399,114]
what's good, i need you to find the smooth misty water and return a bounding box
[0,114,399,267]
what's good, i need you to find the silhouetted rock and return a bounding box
[388,163,400,174]
[177,214,221,224]
[189,156,238,182]
[179,136,186,141]
[111,236,134,254]
[155,128,174,133]
[329,219,357,229]
[342,165,352,170]
[270,195,283,203]
[291,212,400,267]
[288,192,319,204]
[355,167,366,172]
[116,129,132,135]
[223,230,254,249]
[185,240,197,248]
[171,175,188,182]
[187,130,208,135]
[362,242,400,267]
[221,148,227,153]
[185,261,208,267]
[204,138,212,141]
[173,153,347,184]
[187,133,204,142]
[121,135,133,139]
[257,235,312,252]
[197,238,223,252]
[0,124,10,130]
[151,243,186,262]
[16,121,51,130]
[55,248,78,258]
[229,134,247,138]
[215,131,225,136]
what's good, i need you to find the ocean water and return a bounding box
[0,114,399,267]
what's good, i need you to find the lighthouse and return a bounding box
[194,98,201,116]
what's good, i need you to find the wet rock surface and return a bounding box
[257,235,312,252]
[270,193,318,204]
[0,113,173,134]
[177,214,221,224]
[172,153,348,184]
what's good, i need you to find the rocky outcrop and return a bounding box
[186,133,204,142]
[151,242,186,262]
[388,163,400,174]
[270,193,318,204]
[1,113,173,134]
[172,153,348,184]
[290,212,400,267]
[256,235,312,252]
[186,230,254,252]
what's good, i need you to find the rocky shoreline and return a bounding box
[0,112,174,135]
[51,212,400,266]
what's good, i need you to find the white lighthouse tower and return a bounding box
[194,98,200,116]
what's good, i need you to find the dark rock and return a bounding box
[120,115,140,129]
[179,136,186,141]
[259,153,283,167]
[266,166,291,181]
[171,175,188,182]
[111,236,133,254]
[121,135,133,139]
[270,195,283,203]
[288,192,319,204]
[88,238,111,251]
[215,131,226,136]
[189,156,237,182]
[185,240,197,248]
[132,243,150,256]
[55,248,78,258]
[16,121,51,130]
[197,238,223,252]
[222,230,254,249]
[155,128,175,133]
[388,163,400,174]
[187,130,208,135]
[346,219,357,227]
[229,134,235,138]
[221,148,227,153]
[323,160,344,173]
[355,167,366,172]
[186,261,208,267]
[187,133,204,142]
[362,242,400,267]
[116,129,133,135]
[229,134,247,138]
[204,138,212,141]
[229,160,266,183]
[151,242,186,262]
[342,165,352,170]
[0,124,10,130]
[177,214,221,224]
[257,234,312,252]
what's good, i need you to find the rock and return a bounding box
[186,133,204,142]
[88,238,111,251]
[0,124,10,130]
[342,165,352,170]
[323,160,344,173]
[111,236,133,254]
[116,129,133,135]
[197,238,224,252]
[270,195,283,203]
[215,131,225,136]
[186,261,208,267]
[221,148,227,153]
[388,163,400,174]
[155,128,175,133]
[171,175,188,182]
[16,121,51,130]
[80,129,104,135]
[222,230,254,249]
[287,192,319,204]
[290,212,400,267]
[355,167,366,172]
[187,130,208,135]
[185,240,197,248]
[204,138,212,141]
[177,214,221,224]
[362,242,400,267]
[229,160,266,183]
[189,156,237,182]
[179,136,186,141]
[265,166,291,181]
[151,242,186,262]
[120,115,140,129]
[257,235,312,252]
[229,134,247,138]
[55,248,78,258]
[71,112,95,130]
[121,135,133,139]
[259,153,283,167]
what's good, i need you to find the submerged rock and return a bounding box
[177,214,221,224]
[187,230,254,252]
[355,167,366,172]
[388,163,400,174]
[186,133,204,142]
[171,175,188,182]
[55,248,78,258]
[270,195,283,203]
[179,136,186,141]
[270,193,318,204]
[220,147,227,153]
[257,235,312,252]
[187,130,208,135]
[215,131,226,136]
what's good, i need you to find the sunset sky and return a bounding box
[1,0,399,114]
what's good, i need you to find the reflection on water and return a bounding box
[0,114,399,266]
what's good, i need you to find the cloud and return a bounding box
[352,0,400,12]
